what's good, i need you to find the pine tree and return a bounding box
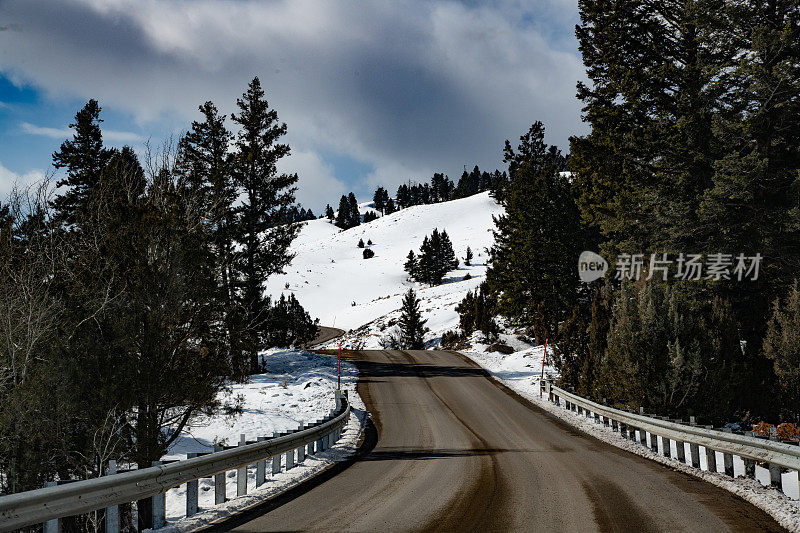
[487,124,583,343]
[347,192,360,227]
[385,198,396,214]
[325,204,334,220]
[51,99,110,226]
[440,230,458,272]
[373,187,387,214]
[264,293,317,348]
[177,101,238,362]
[357,238,365,248]
[764,282,800,420]
[404,250,418,280]
[465,246,473,266]
[398,288,427,349]
[335,195,349,229]
[230,77,301,376]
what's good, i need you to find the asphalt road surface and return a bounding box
[218,349,784,532]
[306,326,345,348]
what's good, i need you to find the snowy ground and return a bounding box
[458,349,800,532]
[265,192,504,338]
[155,348,366,529]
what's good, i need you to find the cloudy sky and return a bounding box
[0,0,587,211]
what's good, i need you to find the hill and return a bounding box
[265,192,504,345]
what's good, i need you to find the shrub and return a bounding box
[363,248,375,259]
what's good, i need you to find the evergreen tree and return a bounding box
[230,77,301,376]
[487,123,583,343]
[363,211,379,223]
[398,288,427,349]
[363,248,375,259]
[431,172,454,202]
[764,282,800,420]
[177,101,238,366]
[335,195,349,229]
[357,238,365,248]
[598,280,743,421]
[51,100,110,226]
[347,192,360,227]
[385,198,396,214]
[404,250,418,280]
[263,293,317,348]
[396,184,411,208]
[325,204,334,220]
[465,246,473,266]
[455,282,497,339]
[373,186,387,213]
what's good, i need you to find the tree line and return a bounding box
[0,78,317,529]
[454,0,800,425]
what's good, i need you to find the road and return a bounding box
[306,326,345,348]
[217,349,784,532]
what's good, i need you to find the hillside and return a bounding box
[264,192,504,345]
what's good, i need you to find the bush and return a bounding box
[363,248,375,259]
[441,330,462,348]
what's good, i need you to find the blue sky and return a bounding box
[0,0,587,212]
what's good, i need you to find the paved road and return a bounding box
[220,350,784,532]
[306,326,345,348]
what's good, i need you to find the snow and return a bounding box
[265,192,504,337]
[156,348,366,528]
[458,348,800,532]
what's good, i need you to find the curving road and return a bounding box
[306,326,346,348]
[217,349,784,532]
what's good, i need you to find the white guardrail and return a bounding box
[542,380,800,500]
[0,391,351,532]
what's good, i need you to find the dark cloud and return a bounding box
[0,0,588,205]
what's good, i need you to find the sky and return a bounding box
[0,0,587,212]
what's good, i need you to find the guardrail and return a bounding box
[541,380,800,500]
[0,391,351,532]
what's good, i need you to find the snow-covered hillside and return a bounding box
[266,192,505,345]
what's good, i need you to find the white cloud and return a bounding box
[21,121,143,143]
[0,161,45,197]
[278,149,346,212]
[0,0,587,194]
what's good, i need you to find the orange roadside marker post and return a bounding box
[540,338,548,398]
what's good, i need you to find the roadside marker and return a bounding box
[338,341,342,390]
[540,338,548,397]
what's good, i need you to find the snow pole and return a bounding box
[540,338,548,398]
[338,341,342,391]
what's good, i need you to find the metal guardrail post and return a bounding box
[705,447,717,472]
[286,448,295,470]
[151,461,165,529]
[214,444,226,505]
[186,453,199,517]
[256,438,267,487]
[43,482,59,533]
[272,434,282,475]
[105,460,119,533]
[237,434,248,497]
[297,422,306,463]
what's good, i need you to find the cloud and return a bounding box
[278,149,347,211]
[21,121,143,143]
[0,161,45,197]
[0,0,587,195]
